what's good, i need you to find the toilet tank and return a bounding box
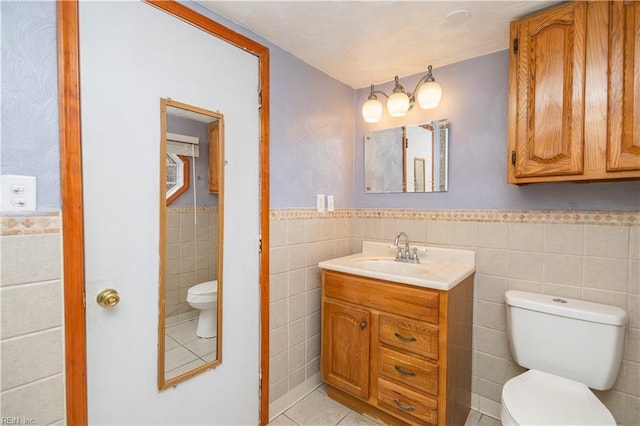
[505,290,627,390]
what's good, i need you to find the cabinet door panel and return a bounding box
[608,1,640,172]
[322,300,370,399]
[515,2,586,177]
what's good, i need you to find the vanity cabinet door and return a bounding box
[321,300,370,399]
[608,1,640,172]
[509,1,587,179]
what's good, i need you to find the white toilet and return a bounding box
[186,280,218,338]
[501,290,627,426]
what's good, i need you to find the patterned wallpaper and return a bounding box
[1,1,60,212]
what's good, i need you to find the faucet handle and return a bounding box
[411,247,420,263]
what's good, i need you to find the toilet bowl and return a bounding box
[186,280,218,338]
[501,290,627,426]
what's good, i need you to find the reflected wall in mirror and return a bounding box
[159,98,224,390]
[364,119,448,193]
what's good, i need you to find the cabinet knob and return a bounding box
[360,321,366,330]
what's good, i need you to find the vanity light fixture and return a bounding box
[362,65,442,123]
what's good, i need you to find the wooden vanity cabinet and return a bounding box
[321,270,473,426]
[507,1,640,184]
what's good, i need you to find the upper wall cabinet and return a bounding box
[507,1,640,184]
[608,1,640,172]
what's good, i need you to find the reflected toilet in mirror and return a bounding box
[186,280,218,338]
[159,98,224,389]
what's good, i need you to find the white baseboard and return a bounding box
[268,374,321,421]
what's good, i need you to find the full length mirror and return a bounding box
[364,119,448,193]
[158,98,224,389]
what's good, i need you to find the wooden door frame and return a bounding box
[57,1,270,424]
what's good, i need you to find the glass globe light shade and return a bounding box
[387,92,410,117]
[416,80,442,109]
[362,98,383,123]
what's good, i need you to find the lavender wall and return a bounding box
[1,1,60,212]
[185,2,357,209]
[355,51,640,211]
[3,2,638,213]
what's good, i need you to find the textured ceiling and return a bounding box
[197,1,560,89]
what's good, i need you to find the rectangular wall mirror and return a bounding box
[364,119,448,193]
[158,98,224,389]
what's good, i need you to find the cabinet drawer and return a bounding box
[377,378,437,425]
[378,347,438,396]
[379,315,439,360]
[323,271,439,323]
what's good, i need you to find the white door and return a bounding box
[79,2,261,424]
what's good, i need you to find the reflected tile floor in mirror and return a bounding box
[164,319,217,378]
[268,385,500,426]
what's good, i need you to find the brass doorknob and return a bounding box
[96,288,120,308]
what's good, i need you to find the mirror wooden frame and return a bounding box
[57,1,271,423]
[158,98,225,389]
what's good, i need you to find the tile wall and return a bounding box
[268,212,356,416]
[1,213,65,425]
[269,209,640,424]
[165,207,219,325]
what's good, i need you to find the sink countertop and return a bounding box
[318,241,476,291]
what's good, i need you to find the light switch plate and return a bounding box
[327,195,334,212]
[0,175,37,212]
[316,193,325,213]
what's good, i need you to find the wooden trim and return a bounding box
[258,49,271,426]
[165,155,190,206]
[57,1,88,424]
[59,1,270,423]
[145,0,269,56]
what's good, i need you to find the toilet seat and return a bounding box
[501,370,615,426]
[187,280,217,302]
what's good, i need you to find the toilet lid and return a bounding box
[502,370,615,426]
[188,280,218,296]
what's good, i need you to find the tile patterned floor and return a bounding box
[268,385,501,426]
[164,319,217,379]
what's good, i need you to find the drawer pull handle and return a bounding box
[393,398,416,412]
[394,332,417,342]
[360,321,367,330]
[394,365,417,376]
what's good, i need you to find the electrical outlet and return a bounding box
[327,195,334,212]
[316,193,325,213]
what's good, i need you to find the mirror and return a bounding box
[364,119,448,193]
[158,98,224,389]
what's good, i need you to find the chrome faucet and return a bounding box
[393,232,419,263]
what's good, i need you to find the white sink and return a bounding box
[318,241,475,291]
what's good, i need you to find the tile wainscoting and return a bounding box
[2,209,637,424]
[1,213,65,425]
[165,206,219,326]
[269,209,639,424]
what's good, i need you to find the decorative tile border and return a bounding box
[3,208,636,235]
[269,209,352,221]
[167,206,218,213]
[1,212,61,235]
[270,208,640,226]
